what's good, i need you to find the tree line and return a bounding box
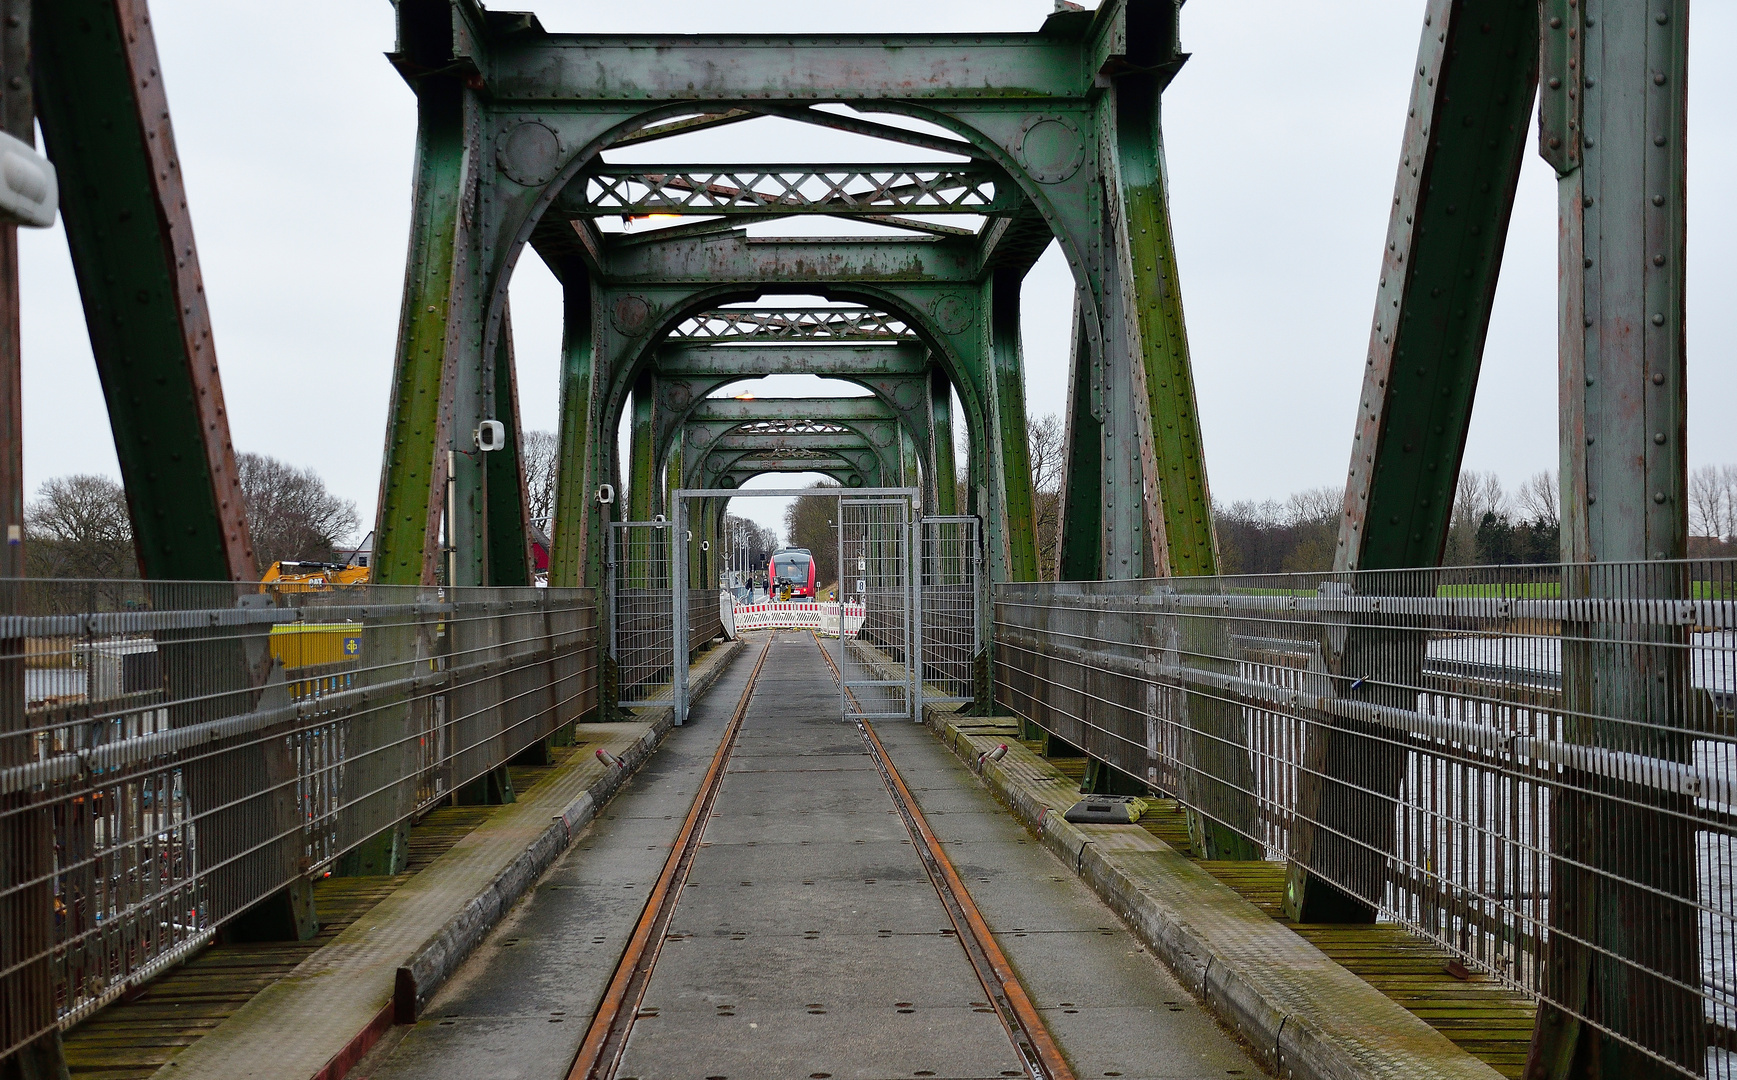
[26,453,359,579]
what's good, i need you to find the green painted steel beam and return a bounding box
[686,397,896,425]
[1057,299,1101,580]
[486,304,533,586]
[626,370,659,521]
[655,343,928,378]
[1530,2,1697,1075]
[1109,6,1215,579]
[604,234,980,286]
[928,369,958,516]
[1284,0,1540,926]
[981,269,1039,583]
[701,429,893,455]
[370,77,467,585]
[1338,0,1538,572]
[484,31,1095,103]
[35,0,258,582]
[549,261,600,588]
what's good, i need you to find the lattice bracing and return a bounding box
[579,165,1010,216]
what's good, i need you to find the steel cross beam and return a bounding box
[685,434,890,488]
[655,342,928,378]
[561,163,1018,216]
[603,233,980,286]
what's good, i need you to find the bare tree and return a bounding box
[522,429,558,525]
[237,453,360,571]
[1724,465,1737,540]
[1516,470,1559,528]
[783,481,840,587]
[25,474,137,579]
[1690,464,1726,539]
[1028,413,1065,580]
[1444,470,1507,565]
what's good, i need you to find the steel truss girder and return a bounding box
[387,0,1198,612]
[35,0,257,582]
[563,163,1016,217]
[665,309,917,342]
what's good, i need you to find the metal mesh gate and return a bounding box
[919,516,979,705]
[609,521,673,708]
[838,496,916,720]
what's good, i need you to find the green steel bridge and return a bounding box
[1,3,1731,1080]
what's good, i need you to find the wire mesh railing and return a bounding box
[609,522,673,709]
[0,579,599,1061]
[920,516,979,705]
[993,560,1737,1079]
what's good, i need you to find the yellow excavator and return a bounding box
[259,559,370,593]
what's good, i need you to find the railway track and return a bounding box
[566,631,1074,1080]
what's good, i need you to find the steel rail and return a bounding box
[566,632,775,1080]
[812,632,1074,1080]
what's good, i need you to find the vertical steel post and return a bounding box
[672,497,689,726]
[1057,298,1102,581]
[928,368,958,516]
[981,268,1040,584]
[907,494,920,719]
[1528,2,1699,1075]
[0,3,60,1069]
[486,300,533,586]
[551,262,601,589]
[372,68,470,585]
[628,371,659,523]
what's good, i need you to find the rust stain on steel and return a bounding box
[115,0,257,580]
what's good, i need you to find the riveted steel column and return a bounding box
[35,0,256,582]
[982,268,1039,584]
[1058,296,1102,581]
[486,302,533,586]
[1286,0,1540,924]
[1110,9,1214,580]
[928,367,958,516]
[372,73,470,585]
[627,370,659,523]
[550,262,603,589]
[899,425,923,504]
[1099,2,1256,857]
[1528,3,1698,1076]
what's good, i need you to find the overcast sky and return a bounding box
[19,2,1735,548]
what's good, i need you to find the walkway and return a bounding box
[353,632,1261,1080]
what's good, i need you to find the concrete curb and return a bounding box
[396,638,744,1017]
[923,707,1501,1080]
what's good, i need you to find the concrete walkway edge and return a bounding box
[394,639,748,1031]
[922,707,1502,1080]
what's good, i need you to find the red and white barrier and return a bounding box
[731,600,866,636]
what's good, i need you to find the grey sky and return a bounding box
[18,2,1735,549]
